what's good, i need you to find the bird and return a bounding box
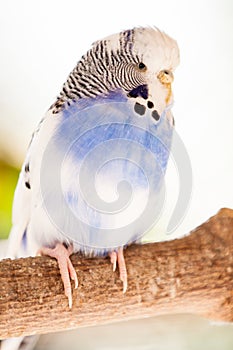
[2,26,179,350]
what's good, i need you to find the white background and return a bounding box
[0,0,233,237]
[0,1,233,349]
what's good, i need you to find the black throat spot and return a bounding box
[128,84,148,99]
[134,102,146,116]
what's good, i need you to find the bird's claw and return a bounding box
[38,243,78,308]
[109,247,128,293]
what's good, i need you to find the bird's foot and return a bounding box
[38,243,78,308]
[109,247,127,293]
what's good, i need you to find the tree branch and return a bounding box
[0,208,232,339]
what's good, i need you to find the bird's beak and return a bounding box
[157,70,174,105]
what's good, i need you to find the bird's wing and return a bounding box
[6,161,31,258]
[6,111,60,258]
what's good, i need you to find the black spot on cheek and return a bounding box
[147,101,154,109]
[151,110,160,121]
[128,84,148,99]
[134,102,146,116]
[25,181,31,189]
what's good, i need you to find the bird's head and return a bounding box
[53,27,179,119]
[101,27,180,118]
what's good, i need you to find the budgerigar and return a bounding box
[2,27,179,350]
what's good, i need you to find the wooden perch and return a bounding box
[0,208,232,339]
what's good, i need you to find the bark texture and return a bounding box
[0,208,232,339]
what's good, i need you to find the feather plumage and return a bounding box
[3,26,179,350]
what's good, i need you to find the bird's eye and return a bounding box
[138,62,146,71]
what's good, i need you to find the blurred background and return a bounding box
[0,0,232,349]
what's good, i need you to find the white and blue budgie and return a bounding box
[3,26,179,350]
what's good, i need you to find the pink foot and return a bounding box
[38,243,78,308]
[109,247,127,293]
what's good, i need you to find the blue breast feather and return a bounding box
[40,91,173,255]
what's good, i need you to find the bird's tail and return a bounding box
[1,336,39,350]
